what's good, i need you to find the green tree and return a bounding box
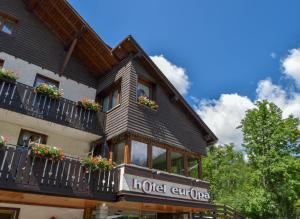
[203,144,250,211]
[239,100,300,218]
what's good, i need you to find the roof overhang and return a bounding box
[24,0,118,75]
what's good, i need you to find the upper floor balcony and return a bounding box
[0,79,104,136]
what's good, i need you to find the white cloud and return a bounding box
[282,48,300,87]
[151,55,191,95]
[270,52,277,59]
[256,79,300,119]
[194,78,300,148]
[194,94,254,147]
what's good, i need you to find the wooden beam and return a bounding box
[26,0,42,11]
[59,26,86,75]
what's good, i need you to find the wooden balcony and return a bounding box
[0,145,117,201]
[0,79,104,135]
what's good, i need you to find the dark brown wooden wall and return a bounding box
[127,60,207,155]
[97,58,208,155]
[0,0,97,88]
[97,58,133,140]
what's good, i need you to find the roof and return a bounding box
[25,0,118,75]
[25,0,218,144]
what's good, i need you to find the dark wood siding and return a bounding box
[97,59,132,140]
[127,60,208,155]
[0,0,97,88]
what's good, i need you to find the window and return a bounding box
[137,80,153,99]
[170,152,184,175]
[0,59,4,68]
[0,12,17,35]
[188,157,199,178]
[131,140,148,167]
[0,207,20,219]
[100,86,121,112]
[152,146,167,171]
[34,74,59,88]
[112,142,125,165]
[17,129,47,147]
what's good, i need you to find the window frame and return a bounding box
[33,74,60,88]
[0,59,4,68]
[17,129,48,147]
[126,137,203,178]
[0,207,20,219]
[130,140,149,167]
[137,78,154,100]
[100,83,121,113]
[151,145,167,171]
[187,155,201,178]
[0,11,18,35]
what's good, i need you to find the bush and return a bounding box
[0,136,8,147]
[80,155,114,172]
[30,142,65,161]
[78,97,100,112]
[35,83,63,99]
[0,68,19,82]
[138,96,158,110]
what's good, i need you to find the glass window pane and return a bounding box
[111,89,120,108]
[152,146,167,171]
[2,20,14,34]
[0,17,3,27]
[171,152,184,175]
[34,75,59,88]
[188,157,199,178]
[131,140,148,167]
[137,82,150,98]
[112,142,125,165]
[102,96,110,112]
[17,130,47,147]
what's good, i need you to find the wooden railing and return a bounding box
[0,145,117,201]
[193,204,245,219]
[0,80,104,135]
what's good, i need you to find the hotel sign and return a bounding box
[119,172,210,202]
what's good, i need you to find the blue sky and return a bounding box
[69,0,300,146]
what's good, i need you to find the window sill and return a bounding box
[104,104,121,114]
[137,102,158,112]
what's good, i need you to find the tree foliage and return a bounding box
[203,100,300,219]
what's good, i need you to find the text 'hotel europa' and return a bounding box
[132,178,210,201]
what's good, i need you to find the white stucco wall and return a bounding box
[0,203,84,219]
[0,52,96,102]
[0,119,91,157]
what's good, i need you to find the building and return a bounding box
[0,0,222,218]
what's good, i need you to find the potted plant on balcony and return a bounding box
[30,142,65,161]
[77,97,100,112]
[35,83,63,100]
[138,96,159,110]
[0,68,19,84]
[0,136,9,148]
[80,155,113,173]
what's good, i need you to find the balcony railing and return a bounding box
[0,80,104,135]
[0,145,117,201]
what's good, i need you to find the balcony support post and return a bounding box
[59,26,86,76]
[95,203,108,219]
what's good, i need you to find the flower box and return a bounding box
[80,155,113,172]
[30,142,65,161]
[0,68,18,84]
[35,83,63,100]
[0,136,8,148]
[77,98,100,112]
[137,96,159,110]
